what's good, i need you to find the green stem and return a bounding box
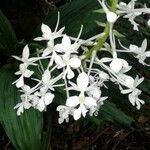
[84,0,118,59]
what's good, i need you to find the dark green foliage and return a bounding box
[0,10,18,56]
[0,64,43,150]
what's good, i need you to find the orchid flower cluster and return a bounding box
[13,0,150,124]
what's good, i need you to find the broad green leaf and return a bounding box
[0,10,18,56]
[0,64,43,150]
[100,101,134,125]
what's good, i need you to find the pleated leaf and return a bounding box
[0,64,43,150]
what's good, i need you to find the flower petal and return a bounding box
[67,66,74,79]
[37,99,45,112]
[44,93,54,105]
[62,35,71,51]
[16,76,24,88]
[41,24,52,40]
[66,96,79,107]
[24,69,34,78]
[69,57,81,68]
[100,57,112,63]
[73,108,81,120]
[141,39,147,52]
[80,104,88,117]
[85,97,97,106]
[34,37,45,41]
[42,48,51,57]
[54,54,64,66]
[145,51,150,57]
[110,58,123,73]
[77,72,89,92]
[22,45,30,60]
[42,70,50,84]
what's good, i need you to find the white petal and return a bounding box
[14,103,21,109]
[37,99,45,112]
[141,39,147,52]
[24,102,32,109]
[56,27,65,37]
[34,37,45,41]
[128,93,135,106]
[24,69,34,78]
[73,108,81,120]
[136,100,141,110]
[69,57,81,68]
[17,105,24,116]
[54,54,64,66]
[42,48,51,57]
[62,35,71,51]
[100,57,112,63]
[41,24,52,37]
[135,77,144,87]
[110,58,123,73]
[145,51,150,57]
[80,105,88,117]
[77,72,89,92]
[66,96,79,107]
[121,89,132,94]
[44,93,54,105]
[42,70,50,84]
[22,45,29,60]
[22,85,30,92]
[12,56,22,61]
[91,88,101,99]
[124,75,134,88]
[16,76,24,88]
[85,97,97,106]
[67,67,74,79]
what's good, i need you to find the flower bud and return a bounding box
[107,12,117,23]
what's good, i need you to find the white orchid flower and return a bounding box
[56,105,72,124]
[35,87,54,112]
[129,39,150,66]
[128,88,145,109]
[55,35,81,54]
[13,45,38,65]
[14,85,34,115]
[128,89,145,109]
[14,100,32,116]
[119,39,150,66]
[41,69,64,90]
[56,54,81,79]
[117,0,150,31]
[100,57,131,74]
[66,72,97,120]
[34,12,64,42]
[13,63,34,88]
[121,75,144,94]
[34,24,64,41]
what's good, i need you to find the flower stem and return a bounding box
[84,0,118,59]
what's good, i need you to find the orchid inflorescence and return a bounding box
[13,0,150,124]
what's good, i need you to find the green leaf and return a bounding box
[100,101,134,125]
[0,10,18,56]
[0,64,43,150]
